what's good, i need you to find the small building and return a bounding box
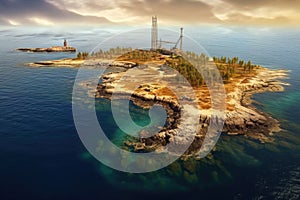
[64,39,68,47]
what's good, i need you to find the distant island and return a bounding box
[17,39,76,53]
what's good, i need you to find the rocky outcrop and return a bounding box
[17,46,76,53]
[27,59,126,68]
[28,58,84,67]
[223,69,289,141]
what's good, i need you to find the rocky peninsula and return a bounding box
[28,58,84,67]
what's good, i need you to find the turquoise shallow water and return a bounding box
[0,26,299,199]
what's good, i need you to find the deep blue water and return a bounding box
[0,25,300,200]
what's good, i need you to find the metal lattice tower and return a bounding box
[180,27,183,51]
[151,16,158,50]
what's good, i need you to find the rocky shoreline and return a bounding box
[92,61,289,157]
[222,68,289,141]
[27,58,84,67]
[27,58,119,68]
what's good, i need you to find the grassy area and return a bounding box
[77,47,260,89]
[114,49,260,86]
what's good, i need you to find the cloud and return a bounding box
[221,0,300,10]
[0,0,112,26]
[0,0,299,26]
[0,18,8,25]
[47,0,114,13]
[118,0,221,24]
[45,0,129,22]
[216,0,300,25]
[223,12,291,26]
[46,0,221,24]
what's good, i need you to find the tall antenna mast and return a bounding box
[151,16,158,50]
[180,27,183,51]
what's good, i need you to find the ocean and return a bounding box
[0,25,299,200]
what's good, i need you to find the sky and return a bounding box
[0,0,299,27]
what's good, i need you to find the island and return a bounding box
[90,48,288,157]
[17,39,76,53]
[26,47,289,157]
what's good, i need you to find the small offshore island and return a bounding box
[17,39,76,53]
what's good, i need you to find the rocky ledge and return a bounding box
[27,58,84,67]
[93,63,289,157]
[27,58,118,68]
[17,46,76,53]
[223,68,289,142]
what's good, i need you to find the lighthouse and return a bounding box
[64,39,68,47]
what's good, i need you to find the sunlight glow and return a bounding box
[7,19,20,26]
[29,18,54,26]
